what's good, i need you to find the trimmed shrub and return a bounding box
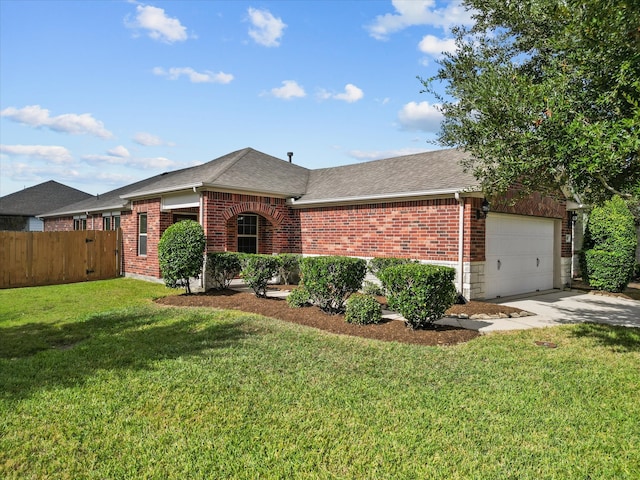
[276,253,301,285]
[240,254,280,297]
[378,263,457,329]
[206,252,242,290]
[158,220,206,294]
[367,257,415,277]
[299,256,367,314]
[580,196,637,292]
[286,287,311,308]
[345,294,382,325]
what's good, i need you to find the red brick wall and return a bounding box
[298,192,569,263]
[44,188,570,280]
[299,198,462,261]
[121,199,163,278]
[203,192,301,254]
[44,217,74,231]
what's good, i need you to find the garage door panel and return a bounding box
[485,214,555,299]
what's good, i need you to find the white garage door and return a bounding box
[485,214,555,299]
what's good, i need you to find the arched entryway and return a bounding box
[222,202,283,254]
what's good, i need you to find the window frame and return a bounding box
[103,211,121,231]
[138,213,148,256]
[73,215,87,231]
[237,214,258,254]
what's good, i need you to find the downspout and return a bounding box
[455,192,465,297]
[198,188,205,290]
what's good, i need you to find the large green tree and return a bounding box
[423,0,640,207]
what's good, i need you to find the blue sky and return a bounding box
[0,0,473,197]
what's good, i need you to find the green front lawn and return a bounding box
[1,279,639,478]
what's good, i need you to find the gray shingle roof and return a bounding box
[37,147,480,216]
[121,147,309,199]
[0,180,92,216]
[296,149,479,204]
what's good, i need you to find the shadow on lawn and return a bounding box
[0,307,250,400]
[569,323,640,352]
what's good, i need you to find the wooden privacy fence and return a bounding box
[0,230,122,289]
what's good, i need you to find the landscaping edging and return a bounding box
[447,311,536,320]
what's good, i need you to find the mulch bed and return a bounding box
[155,287,526,346]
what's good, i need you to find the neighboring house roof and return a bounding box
[38,147,480,216]
[0,180,92,216]
[295,149,479,205]
[37,171,186,217]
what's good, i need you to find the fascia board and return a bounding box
[287,188,483,208]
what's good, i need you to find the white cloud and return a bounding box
[136,156,174,169]
[1,105,113,139]
[0,144,73,164]
[418,34,457,56]
[333,84,364,103]
[127,4,188,43]
[153,66,234,84]
[269,80,306,100]
[82,154,129,166]
[366,0,473,40]
[397,101,443,131]
[133,132,164,146]
[107,145,130,158]
[82,152,175,169]
[348,147,432,162]
[317,84,365,103]
[247,8,286,47]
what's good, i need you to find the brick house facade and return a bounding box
[40,148,572,299]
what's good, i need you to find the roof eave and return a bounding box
[122,181,304,201]
[120,183,205,200]
[287,187,483,208]
[38,201,130,218]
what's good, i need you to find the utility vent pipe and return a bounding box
[287,152,293,163]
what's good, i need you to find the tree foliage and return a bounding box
[422,0,640,208]
[580,196,637,292]
[158,220,206,294]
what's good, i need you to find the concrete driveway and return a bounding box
[439,290,640,333]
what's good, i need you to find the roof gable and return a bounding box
[121,148,310,199]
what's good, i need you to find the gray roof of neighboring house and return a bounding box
[0,180,92,216]
[38,147,480,216]
[296,149,479,204]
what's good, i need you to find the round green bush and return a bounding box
[158,220,206,293]
[378,263,457,329]
[299,256,367,314]
[240,254,280,297]
[206,252,242,290]
[345,294,382,325]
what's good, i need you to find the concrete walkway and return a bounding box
[438,289,640,333]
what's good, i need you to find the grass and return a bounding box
[1,279,639,478]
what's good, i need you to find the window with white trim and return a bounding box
[73,215,87,231]
[138,213,147,256]
[237,214,258,254]
[103,212,121,230]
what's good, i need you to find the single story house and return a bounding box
[39,148,573,300]
[0,180,92,232]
